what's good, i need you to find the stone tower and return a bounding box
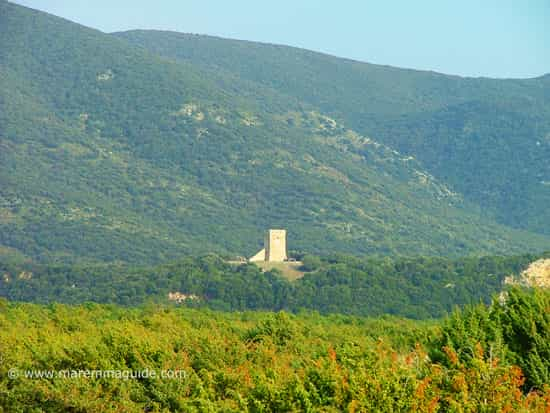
[265,229,287,262]
[249,229,287,262]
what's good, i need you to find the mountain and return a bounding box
[115,30,550,237]
[1,1,549,264]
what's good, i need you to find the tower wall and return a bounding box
[265,229,287,262]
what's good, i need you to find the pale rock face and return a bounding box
[96,69,114,81]
[504,259,550,288]
[167,292,200,303]
[17,271,32,280]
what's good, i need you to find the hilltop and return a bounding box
[1,1,549,264]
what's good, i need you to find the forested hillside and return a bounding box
[117,30,550,237]
[2,252,548,318]
[1,1,550,264]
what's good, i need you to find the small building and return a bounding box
[249,229,288,262]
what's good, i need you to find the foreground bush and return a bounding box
[0,298,549,411]
[436,287,550,393]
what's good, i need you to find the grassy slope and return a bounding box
[253,261,305,281]
[1,1,549,264]
[115,30,550,236]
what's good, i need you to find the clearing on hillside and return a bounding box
[253,261,305,281]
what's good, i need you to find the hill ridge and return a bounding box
[115,29,550,238]
[1,1,549,264]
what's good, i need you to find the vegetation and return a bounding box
[2,1,550,265]
[2,2,549,411]
[2,253,548,318]
[117,30,550,238]
[0,289,549,412]
[434,287,550,392]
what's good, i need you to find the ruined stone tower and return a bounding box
[249,229,287,262]
[265,229,287,262]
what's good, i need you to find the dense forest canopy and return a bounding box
[2,252,549,319]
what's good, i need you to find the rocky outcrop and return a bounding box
[504,259,550,288]
[167,292,200,303]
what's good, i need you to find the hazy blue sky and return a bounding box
[11,0,550,79]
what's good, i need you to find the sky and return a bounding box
[11,0,550,79]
